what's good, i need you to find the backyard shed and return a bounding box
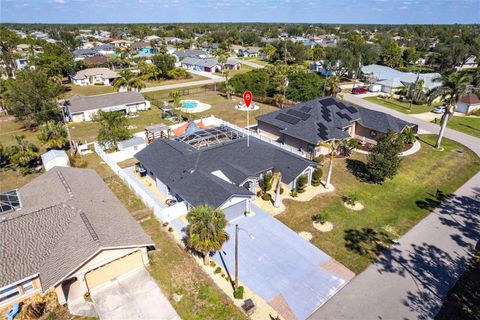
[41,149,70,171]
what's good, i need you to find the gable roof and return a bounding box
[71,67,119,80]
[459,93,480,105]
[181,57,220,68]
[173,49,208,59]
[41,149,68,164]
[0,167,153,290]
[67,91,146,113]
[361,64,441,90]
[135,133,313,208]
[83,55,108,65]
[256,96,414,145]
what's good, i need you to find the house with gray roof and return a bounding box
[361,64,441,93]
[135,125,315,221]
[0,167,154,308]
[65,91,151,122]
[256,96,416,159]
[181,57,241,73]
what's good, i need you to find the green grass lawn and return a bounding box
[277,135,480,274]
[144,90,279,127]
[215,64,254,77]
[364,96,438,114]
[144,73,208,88]
[237,57,270,66]
[62,84,115,98]
[439,116,480,139]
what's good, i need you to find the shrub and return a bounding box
[94,82,105,86]
[367,130,403,183]
[25,302,46,319]
[402,127,416,144]
[168,226,174,232]
[290,189,298,197]
[312,168,323,186]
[209,260,216,268]
[261,192,272,201]
[344,193,358,205]
[468,109,480,116]
[263,172,273,191]
[20,167,35,176]
[233,286,244,299]
[297,175,308,193]
[198,284,210,300]
[313,155,324,163]
[214,267,222,274]
[280,186,284,195]
[312,211,329,225]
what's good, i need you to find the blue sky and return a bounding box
[1,0,479,24]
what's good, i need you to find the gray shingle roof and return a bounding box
[173,49,207,59]
[0,167,153,290]
[135,135,313,208]
[256,96,414,145]
[71,67,119,80]
[67,91,146,114]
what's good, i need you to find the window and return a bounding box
[0,285,19,303]
[22,280,34,292]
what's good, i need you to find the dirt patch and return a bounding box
[344,202,364,211]
[299,231,313,241]
[313,221,333,232]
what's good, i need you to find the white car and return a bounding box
[432,106,446,114]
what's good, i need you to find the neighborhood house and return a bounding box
[0,167,154,308]
[134,123,315,221]
[180,57,241,73]
[65,91,151,122]
[256,96,417,159]
[70,67,120,86]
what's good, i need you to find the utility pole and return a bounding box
[61,102,75,152]
[235,224,239,289]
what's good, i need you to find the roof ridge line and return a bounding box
[56,170,73,197]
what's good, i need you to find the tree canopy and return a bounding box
[94,110,132,150]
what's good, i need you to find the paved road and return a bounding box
[309,94,480,320]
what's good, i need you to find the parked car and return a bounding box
[352,87,368,94]
[432,106,446,114]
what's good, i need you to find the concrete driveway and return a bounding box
[91,268,180,320]
[170,206,354,320]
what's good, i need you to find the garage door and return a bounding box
[223,201,247,222]
[85,251,144,290]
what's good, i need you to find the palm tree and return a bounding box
[168,90,182,109]
[428,71,472,149]
[324,76,340,97]
[185,204,229,265]
[113,70,146,92]
[36,120,68,149]
[6,135,39,167]
[324,139,341,189]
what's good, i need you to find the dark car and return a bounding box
[352,87,368,94]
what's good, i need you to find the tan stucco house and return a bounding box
[70,67,119,86]
[256,96,417,159]
[0,167,154,309]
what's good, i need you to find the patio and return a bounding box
[170,205,354,320]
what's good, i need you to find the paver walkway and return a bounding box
[308,94,480,320]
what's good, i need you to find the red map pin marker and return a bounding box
[243,91,252,108]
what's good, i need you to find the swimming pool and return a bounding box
[181,100,198,109]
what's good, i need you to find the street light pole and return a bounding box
[235,224,239,289]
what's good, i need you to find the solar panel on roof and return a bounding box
[347,106,358,113]
[319,97,336,107]
[287,109,311,120]
[336,111,353,121]
[321,106,331,122]
[317,123,329,140]
[300,106,312,113]
[275,113,301,125]
[0,190,21,213]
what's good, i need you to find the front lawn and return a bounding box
[277,135,480,274]
[62,84,115,98]
[439,116,480,139]
[364,96,438,114]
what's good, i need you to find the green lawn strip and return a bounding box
[364,96,437,114]
[62,84,115,99]
[439,116,480,139]
[277,135,480,274]
[144,73,208,88]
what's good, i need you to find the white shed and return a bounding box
[41,150,70,171]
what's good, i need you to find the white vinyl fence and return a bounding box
[94,142,182,222]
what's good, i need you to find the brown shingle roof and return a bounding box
[83,55,108,66]
[459,93,480,105]
[0,167,153,290]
